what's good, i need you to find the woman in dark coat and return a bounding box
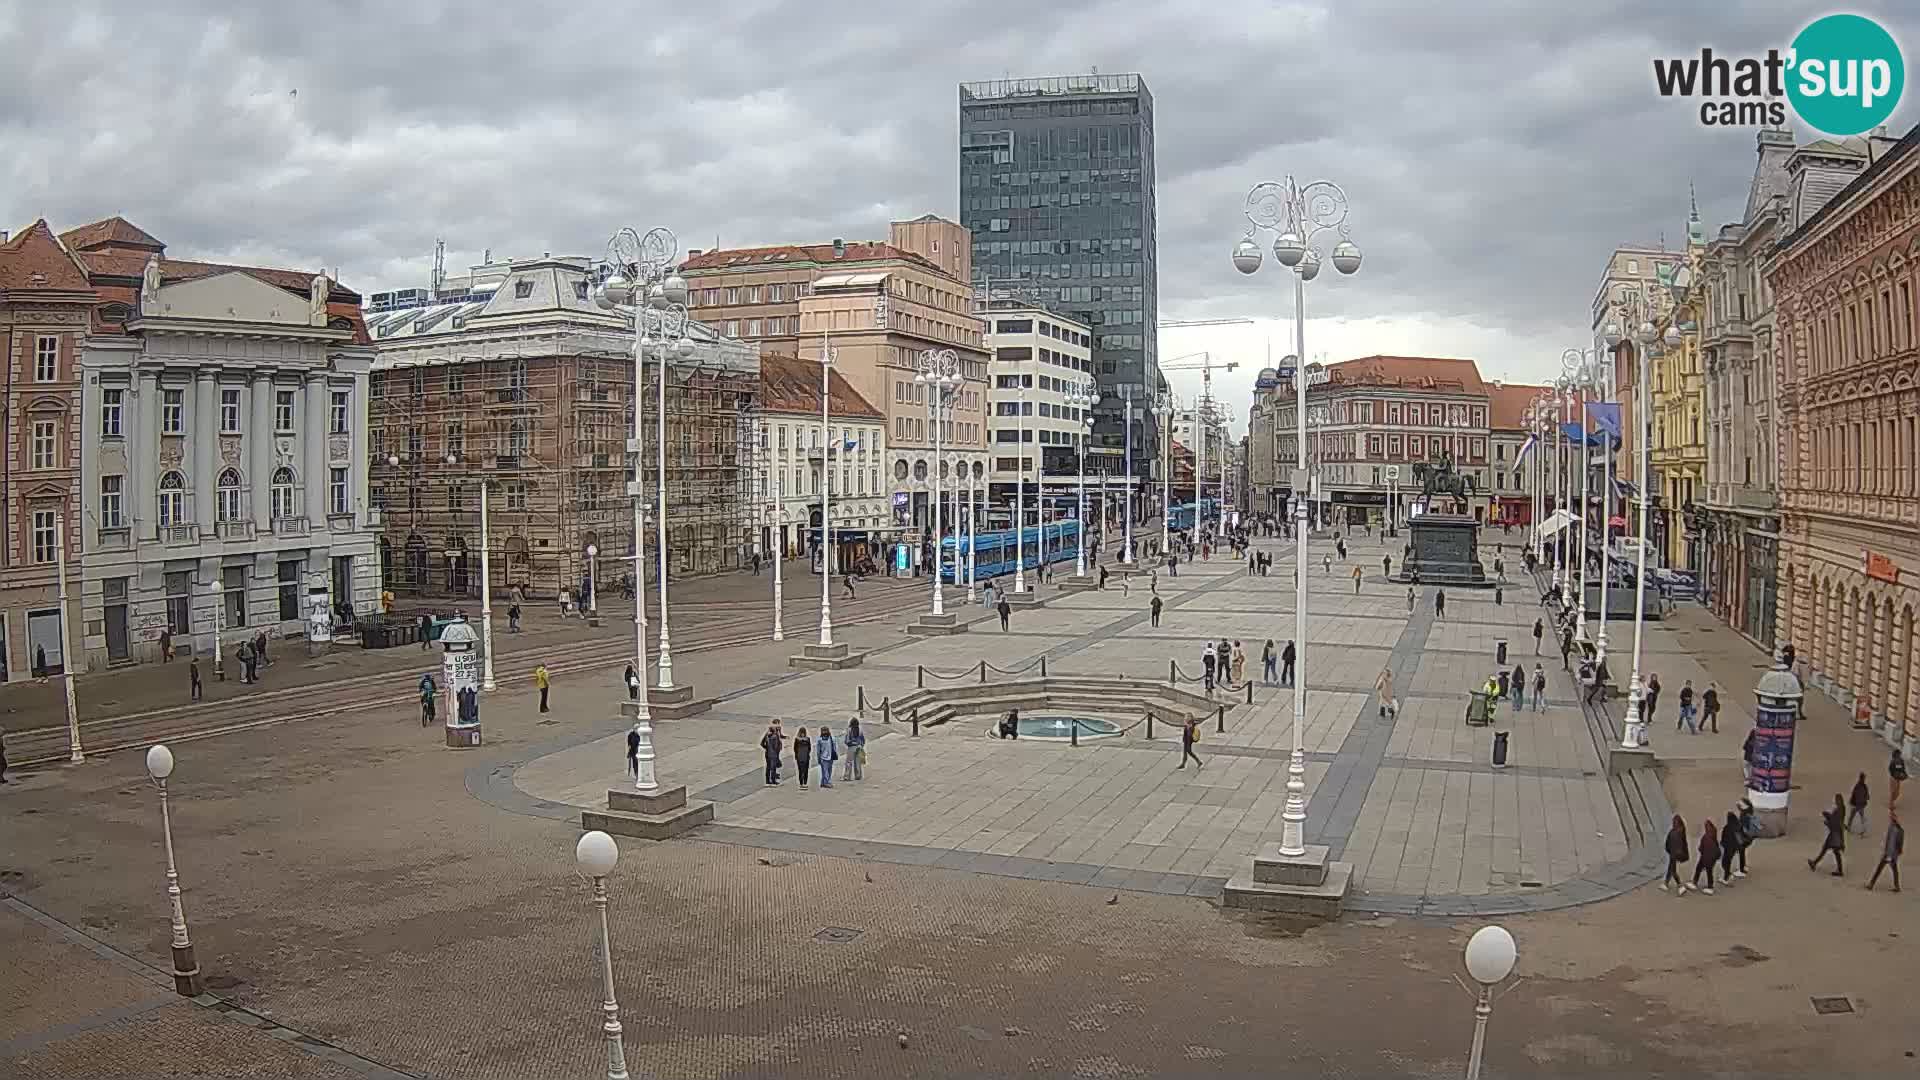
[1691,819,1721,894]
[793,726,813,789]
[1809,793,1846,875]
[1662,814,1689,892]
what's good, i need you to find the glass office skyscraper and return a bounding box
[959,74,1158,478]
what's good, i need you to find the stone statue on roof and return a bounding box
[310,273,330,325]
[140,254,163,309]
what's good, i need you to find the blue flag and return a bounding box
[1588,402,1622,445]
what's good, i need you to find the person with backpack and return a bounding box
[1810,793,1847,875]
[1262,640,1278,686]
[1848,772,1872,835]
[1532,664,1548,713]
[419,672,437,725]
[1890,747,1908,809]
[1201,642,1217,693]
[815,726,839,789]
[623,663,640,701]
[1178,716,1203,769]
[1867,810,1903,892]
[1281,640,1297,688]
[1701,681,1721,733]
[1532,617,1544,655]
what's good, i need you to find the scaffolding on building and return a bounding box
[368,324,761,602]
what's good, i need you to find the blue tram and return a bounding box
[939,521,1081,583]
[1166,499,1222,532]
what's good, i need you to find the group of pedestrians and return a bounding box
[1199,639,1248,693]
[1662,800,1757,895]
[1807,766,1904,891]
[759,718,867,788]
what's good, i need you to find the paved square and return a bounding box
[512,528,1663,909]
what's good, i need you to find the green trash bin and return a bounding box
[1466,689,1492,727]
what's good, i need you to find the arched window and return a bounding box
[270,467,297,521]
[157,471,186,527]
[216,468,243,522]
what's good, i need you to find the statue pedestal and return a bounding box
[1399,513,1490,588]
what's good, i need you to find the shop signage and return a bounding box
[1865,550,1900,584]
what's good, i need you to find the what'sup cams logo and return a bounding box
[1653,13,1904,135]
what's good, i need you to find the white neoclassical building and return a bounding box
[65,218,380,669]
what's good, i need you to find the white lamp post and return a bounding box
[960,460,977,603]
[916,349,960,616]
[574,830,630,1080]
[1619,315,1675,750]
[1014,372,1029,594]
[1121,387,1136,562]
[144,744,203,997]
[768,502,784,642]
[1158,399,1173,554]
[54,506,81,761]
[1462,925,1519,1080]
[1071,383,1095,578]
[817,337,836,646]
[1234,174,1363,858]
[478,480,497,690]
[208,578,224,682]
[586,543,599,627]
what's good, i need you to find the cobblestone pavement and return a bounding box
[3,527,1913,1077]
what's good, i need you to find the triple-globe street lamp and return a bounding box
[1602,291,1675,751]
[1233,175,1362,859]
[1069,382,1097,577]
[915,348,961,616]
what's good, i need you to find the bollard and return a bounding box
[979,660,987,684]
[1216,705,1225,733]
[1145,712,1155,740]
[1169,659,1177,682]
[882,697,892,725]
[857,685,866,716]
[1071,719,1079,747]
[1246,680,1254,705]
[911,710,920,737]
[917,665,925,689]
[1040,656,1048,678]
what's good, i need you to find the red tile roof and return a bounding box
[0,220,93,292]
[759,353,883,419]
[1487,382,1554,431]
[58,216,165,254]
[682,241,943,276]
[1324,355,1488,393]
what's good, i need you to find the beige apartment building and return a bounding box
[683,218,990,538]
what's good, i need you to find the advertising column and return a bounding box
[439,616,483,748]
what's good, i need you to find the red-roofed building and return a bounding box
[1271,355,1503,527]
[0,221,95,682]
[757,353,888,569]
[54,217,381,671]
[1486,381,1555,527]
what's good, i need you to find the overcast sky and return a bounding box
[4,1,1913,435]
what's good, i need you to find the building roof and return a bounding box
[1486,382,1553,431]
[682,241,944,277]
[57,215,164,254]
[1324,355,1488,394]
[758,353,883,420]
[0,220,93,292]
[1780,122,1920,252]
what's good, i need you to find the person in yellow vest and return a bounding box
[381,589,394,615]
[534,663,551,713]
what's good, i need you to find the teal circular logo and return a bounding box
[1787,14,1904,136]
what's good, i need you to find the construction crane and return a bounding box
[1161,351,1239,537]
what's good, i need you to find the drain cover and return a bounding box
[814,926,864,944]
[1810,996,1854,1015]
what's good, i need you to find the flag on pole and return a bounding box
[1514,433,1537,466]
[1588,402,1622,446]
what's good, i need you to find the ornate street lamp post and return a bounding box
[1157,398,1174,555]
[574,831,630,1080]
[144,744,203,997]
[1234,174,1362,859]
[916,348,960,616]
[817,339,837,647]
[1070,382,1096,578]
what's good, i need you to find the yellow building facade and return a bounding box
[1649,202,1710,571]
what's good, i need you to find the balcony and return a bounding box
[272,515,310,538]
[96,526,131,552]
[163,523,200,546]
[216,520,255,541]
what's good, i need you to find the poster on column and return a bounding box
[444,646,482,728]
[306,588,333,643]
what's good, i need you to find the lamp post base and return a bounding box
[445,724,483,749]
[170,943,204,998]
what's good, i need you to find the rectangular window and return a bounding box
[222,565,247,628]
[725,287,740,304]
[275,390,296,433]
[162,389,184,433]
[278,560,302,621]
[746,319,761,336]
[330,390,350,434]
[165,571,191,635]
[100,475,125,528]
[505,482,526,509]
[31,509,56,563]
[30,420,56,469]
[100,388,124,437]
[220,388,242,432]
[330,467,349,515]
[34,335,57,382]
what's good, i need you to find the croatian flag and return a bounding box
[1514,433,1537,466]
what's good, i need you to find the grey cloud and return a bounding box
[2,0,1913,376]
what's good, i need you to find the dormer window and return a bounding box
[514,278,535,299]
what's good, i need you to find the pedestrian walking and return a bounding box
[1201,642,1217,693]
[1262,639,1278,685]
[1323,553,1332,575]
[1691,819,1721,894]
[1644,674,1662,727]
[189,658,203,702]
[627,726,640,780]
[1741,728,1757,786]
[1406,586,1416,614]
[1733,799,1756,877]
[1809,793,1847,875]
[1352,564,1363,594]
[1532,618,1544,655]
[1702,682,1720,733]
[1150,594,1164,628]
[1383,554,1391,579]
[761,723,782,785]
[1678,679,1697,733]
[1434,589,1446,620]
[255,630,270,668]
[1890,747,1908,809]
[1661,814,1690,892]
[508,602,522,633]
[794,726,812,788]
[1532,664,1547,712]
[236,639,255,684]
[1178,716,1203,769]
[535,663,551,713]
[843,717,866,781]
[1497,667,1511,700]
[844,575,856,600]
[1281,640,1297,688]
[997,597,1012,631]
[1719,809,1744,884]
[160,628,174,662]
[1866,810,1903,891]
[1230,641,1247,687]
[624,663,640,701]
[1510,663,1527,711]
[816,727,838,788]
[1375,665,1397,718]
[1560,627,1574,672]
[419,673,437,725]
[1848,772,1871,835]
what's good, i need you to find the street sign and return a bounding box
[1385,465,1400,481]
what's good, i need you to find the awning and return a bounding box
[1533,508,1578,542]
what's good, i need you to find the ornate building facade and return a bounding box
[1771,123,1920,760]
